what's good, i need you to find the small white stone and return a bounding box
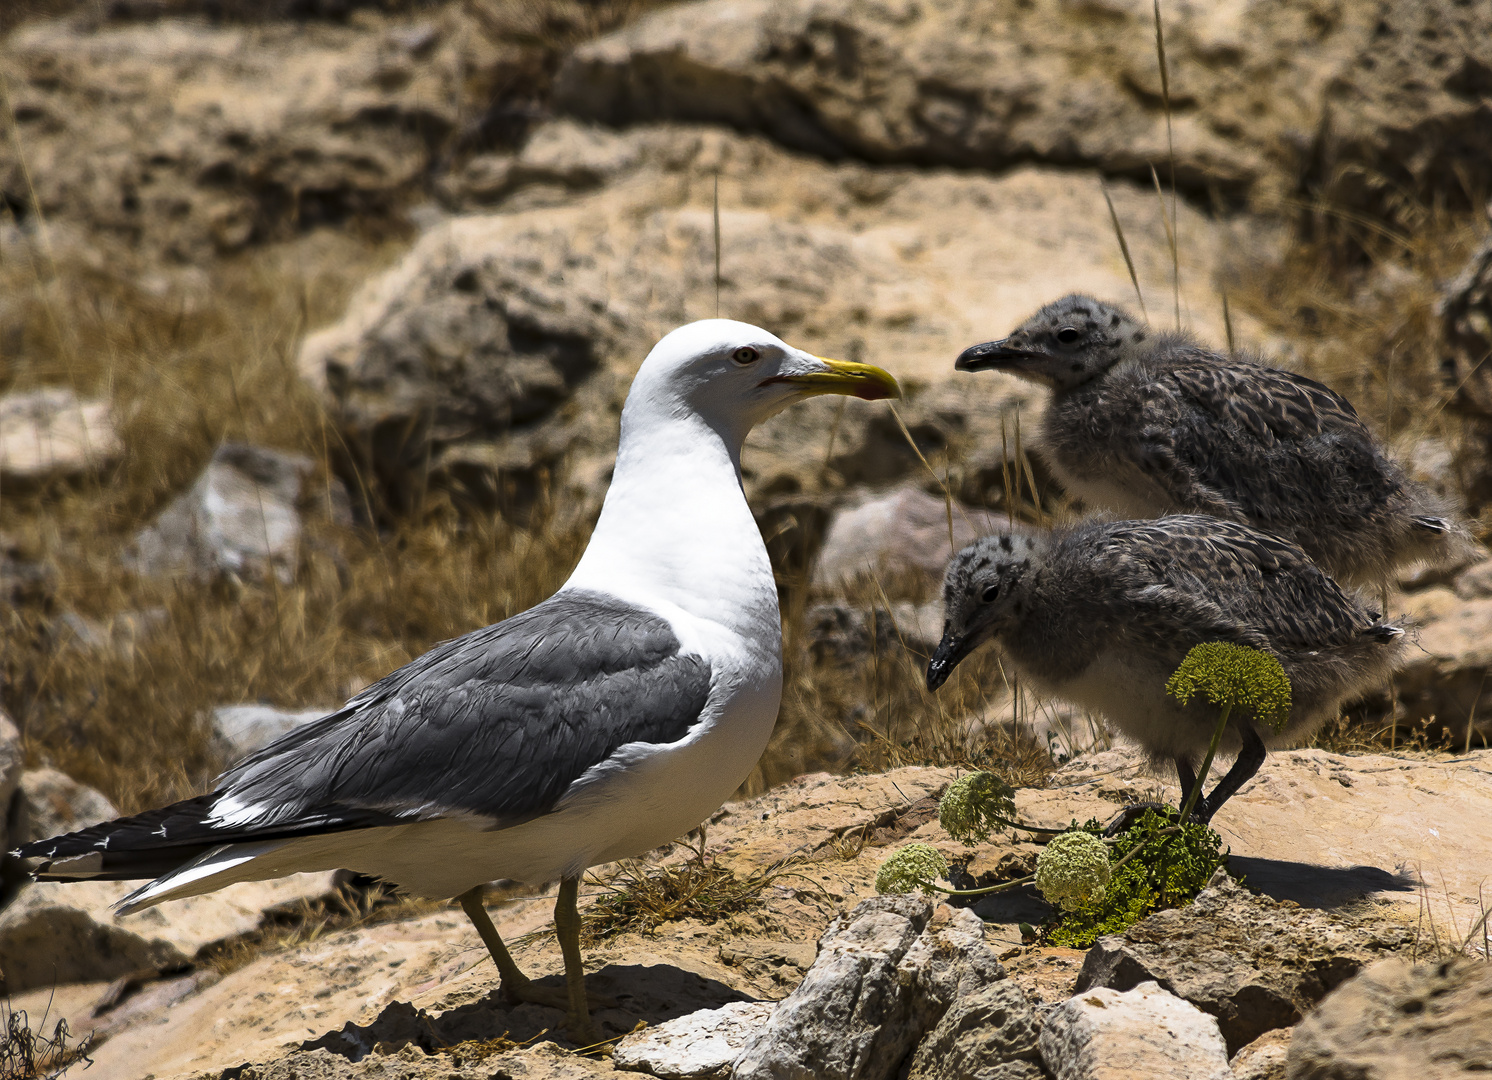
[612,1000,775,1079]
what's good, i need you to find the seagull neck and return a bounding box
[563,407,779,648]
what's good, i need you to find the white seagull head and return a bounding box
[627,319,901,443]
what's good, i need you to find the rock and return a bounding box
[0,711,26,869]
[556,0,1492,222]
[127,442,317,584]
[905,981,1047,1080]
[0,873,338,994]
[611,999,774,1079]
[1452,559,1492,599]
[0,387,121,489]
[210,704,332,765]
[803,600,942,666]
[1229,1028,1290,1080]
[732,897,1005,1080]
[1073,872,1413,1055]
[1038,981,1231,1080]
[210,1042,617,1080]
[1440,233,1492,421]
[11,768,119,846]
[1286,958,1492,1079]
[1393,588,1492,748]
[812,486,1011,587]
[299,119,1254,518]
[0,11,513,259]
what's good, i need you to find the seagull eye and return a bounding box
[981,583,1000,603]
[1056,326,1082,345]
[732,346,760,365]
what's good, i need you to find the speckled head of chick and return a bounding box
[926,532,1043,690]
[956,294,1150,390]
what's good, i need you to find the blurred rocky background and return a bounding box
[1,0,1492,1076]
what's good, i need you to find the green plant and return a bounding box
[938,771,1018,845]
[1034,830,1111,911]
[874,843,951,898]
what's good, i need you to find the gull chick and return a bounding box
[18,320,900,1043]
[926,516,1406,821]
[956,294,1470,588]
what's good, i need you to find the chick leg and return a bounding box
[1196,720,1266,822]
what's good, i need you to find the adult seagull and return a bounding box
[19,319,900,1042]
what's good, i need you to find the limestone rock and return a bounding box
[1229,1028,1290,1080]
[210,704,332,765]
[128,442,318,584]
[0,873,338,994]
[210,1042,616,1080]
[0,711,25,868]
[905,981,1047,1080]
[0,387,121,489]
[733,897,1005,1080]
[299,119,1254,519]
[811,486,1011,587]
[611,999,774,1079]
[1039,981,1231,1080]
[556,0,1492,221]
[1073,873,1413,1054]
[1286,958,1492,1079]
[11,768,119,846]
[1394,587,1492,747]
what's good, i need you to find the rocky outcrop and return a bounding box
[1073,873,1413,1055]
[127,442,337,584]
[555,0,1492,222]
[1394,586,1492,747]
[905,980,1048,1080]
[612,1000,774,1079]
[1286,958,1492,1079]
[733,897,1005,1080]
[298,118,1253,518]
[0,386,121,491]
[1039,981,1230,1080]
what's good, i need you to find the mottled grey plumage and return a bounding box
[956,294,1470,588]
[926,516,1407,820]
[22,590,711,879]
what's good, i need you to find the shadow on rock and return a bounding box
[301,963,755,1060]
[1228,857,1418,909]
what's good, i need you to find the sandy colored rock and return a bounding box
[1230,1027,1290,1080]
[197,1042,617,1080]
[0,387,121,488]
[611,999,774,1079]
[1040,981,1230,1080]
[299,119,1257,517]
[1074,873,1410,1055]
[556,0,1492,221]
[211,703,333,765]
[905,980,1046,1080]
[812,485,1011,586]
[0,873,337,993]
[12,768,119,846]
[1395,587,1492,745]
[1286,958,1492,1079]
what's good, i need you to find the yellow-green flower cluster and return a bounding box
[1034,830,1112,912]
[1165,641,1292,730]
[875,843,949,897]
[938,771,1017,846]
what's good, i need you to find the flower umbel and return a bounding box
[939,771,1018,845]
[875,844,950,897]
[1165,641,1292,731]
[1034,830,1112,912]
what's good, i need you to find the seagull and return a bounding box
[926,515,1407,822]
[955,294,1471,589]
[18,319,900,1043]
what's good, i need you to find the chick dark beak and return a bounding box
[955,339,1040,372]
[925,630,970,691]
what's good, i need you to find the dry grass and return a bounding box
[0,1003,93,1080]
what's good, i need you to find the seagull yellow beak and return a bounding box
[768,357,902,401]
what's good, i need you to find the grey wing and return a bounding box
[1093,516,1373,650]
[1167,360,1366,447]
[214,589,713,832]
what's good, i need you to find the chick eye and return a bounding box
[732,346,760,365]
[981,583,1000,603]
[1056,326,1082,344]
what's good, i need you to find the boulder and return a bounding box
[299,118,1256,518]
[11,768,119,846]
[210,704,332,765]
[555,0,1492,221]
[732,897,1005,1080]
[905,980,1047,1080]
[0,873,338,994]
[1038,981,1231,1080]
[812,486,1010,586]
[0,712,26,865]
[1229,1028,1290,1080]
[1073,872,1413,1055]
[1286,958,1492,1079]
[611,999,774,1079]
[0,387,121,490]
[127,442,318,584]
[1393,587,1492,747]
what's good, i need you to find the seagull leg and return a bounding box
[1195,720,1266,822]
[457,886,549,1004]
[553,875,598,1045]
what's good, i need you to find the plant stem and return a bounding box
[1179,703,1232,823]
[921,873,1037,898]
